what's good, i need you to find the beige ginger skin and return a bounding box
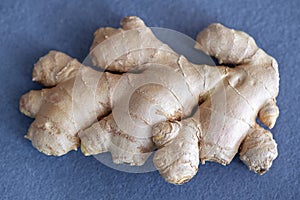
[153,23,279,184]
[19,16,279,185]
[20,17,202,162]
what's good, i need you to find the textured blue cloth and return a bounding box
[0,0,299,199]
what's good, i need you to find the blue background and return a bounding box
[0,0,299,199]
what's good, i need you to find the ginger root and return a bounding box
[19,16,280,185]
[20,17,206,160]
[20,51,120,155]
[153,23,279,184]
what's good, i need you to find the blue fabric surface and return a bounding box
[0,0,299,199]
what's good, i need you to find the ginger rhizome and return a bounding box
[153,23,279,184]
[20,16,280,185]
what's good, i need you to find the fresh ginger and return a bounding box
[20,17,207,162]
[153,23,279,184]
[20,51,120,155]
[19,16,279,185]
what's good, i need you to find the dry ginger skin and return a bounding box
[19,16,280,185]
[153,23,279,184]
